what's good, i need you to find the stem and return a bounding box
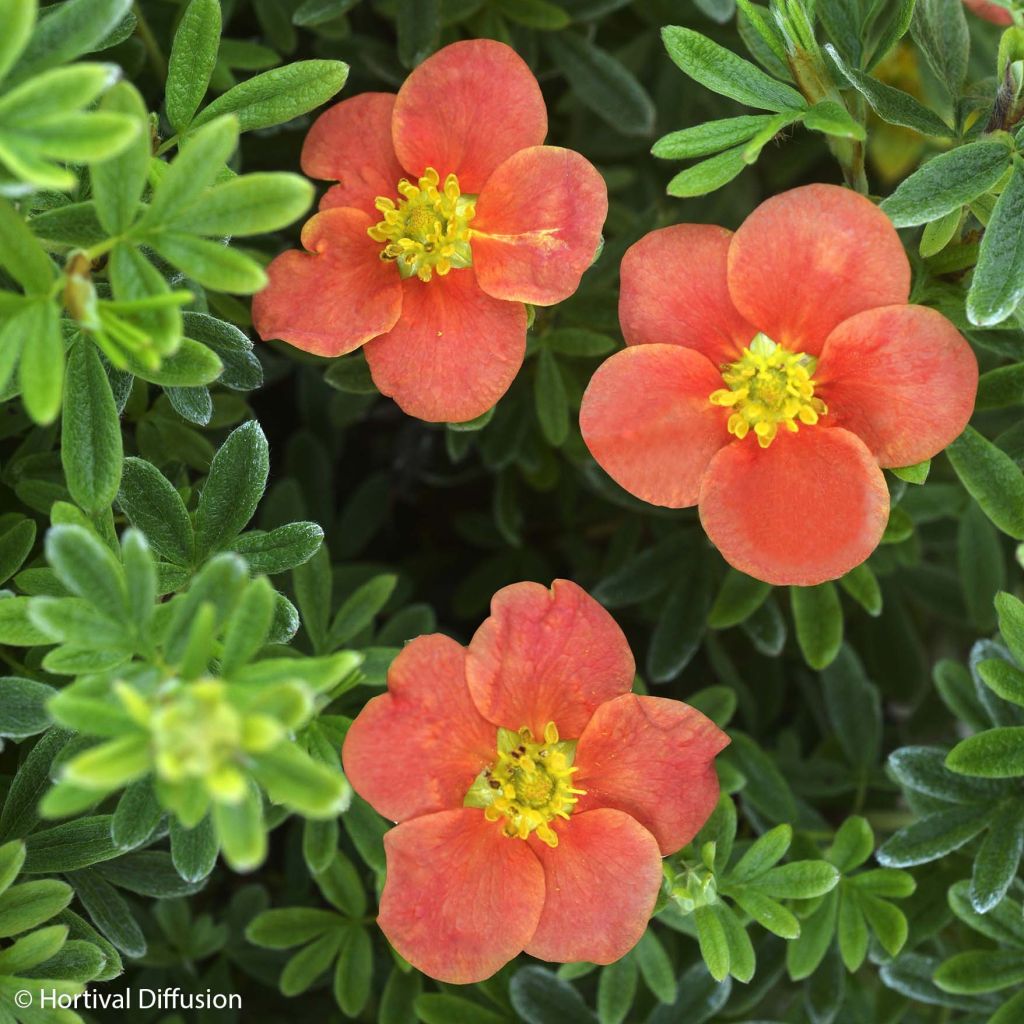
[133,3,167,82]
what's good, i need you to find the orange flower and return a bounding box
[253,40,607,423]
[964,0,1014,24]
[580,185,978,587]
[342,580,728,983]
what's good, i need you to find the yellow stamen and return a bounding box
[709,333,827,448]
[465,722,585,848]
[368,167,475,282]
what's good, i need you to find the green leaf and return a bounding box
[970,802,1024,912]
[747,860,840,899]
[191,59,349,134]
[660,26,806,112]
[0,677,54,739]
[0,0,35,85]
[946,427,1024,539]
[935,951,1024,994]
[171,173,313,237]
[635,930,676,1003]
[0,517,36,585]
[414,994,508,1024]
[821,645,881,770]
[791,583,843,670]
[328,573,397,647]
[61,341,122,514]
[496,0,569,28]
[693,904,730,982]
[166,0,222,133]
[967,161,1024,327]
[396,0,439,67]
[787,887,838,980]
[714,903,753,983]
[279,929,341,996]
[708,569,771,628]
[910,0,969,97]
[194,420,269,559]
[90,81,149,234]
[231,522,324,576]
[511,966,599,1024]
[876,805,994,866]
[334,925,372,1016]
[118,457,195,565]
[22,816,121,873]
[666,145,748,197]
[801,100,865,140]
[138,115,239,231]
[0,880,72,938]
[169,815,218,882]
[251,742,349,818]
[214,782,266,872]
[45,524,126,620]
[837,888,869,971]
[826,44,953,137]
[731,885,800,939]
[889,745,1005,803]
[545,32,655,136]
[69,868,144,956]
[647,563,712,682]
[246,907,343,949]
[0,198,54,293]
[18,300,63,425]
[652,115,777,160]
[728,824,792,883]
[534,348,568,446]
[880,142,1013,228]
[151,233,267,293]
[947,727,1024,778]
[8,0,130,83]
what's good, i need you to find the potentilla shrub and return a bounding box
[0,0,1021,1022]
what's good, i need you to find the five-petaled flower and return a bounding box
[342,579,728,983]
[253,40,607,423]
[579,184,978,587]
[964,0,1014,24]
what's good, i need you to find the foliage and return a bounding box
[0,0,1020,1021]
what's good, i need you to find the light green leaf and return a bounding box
[166,0,222,133]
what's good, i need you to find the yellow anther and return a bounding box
[709,333,827,448]
[464,722,584,848]
[368,167,475,282]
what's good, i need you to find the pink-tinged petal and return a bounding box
[698,427,890,586]
[727,184,912,356]
[392,40,547,192]
[252,207,402,357]
[619,225,755,364]
[965,0,1013,24]
[579,344,731,507]
[341,635,496,823]
[301,93,405,217]
[816,305,979,468]
[465,579,634,739]
[574,694,729,855]
[362,270,526,423]
[525,809,661,965]
[471,146,608,306]
[378,808,544,984]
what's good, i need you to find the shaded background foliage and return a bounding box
[1,0,1023,1023]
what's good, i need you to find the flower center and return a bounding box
[464,721,585,848]
[708,333,827,448]
[368,167,475,283]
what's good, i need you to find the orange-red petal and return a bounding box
[524,809,661,965]
[465,580,634,739]
[574,694,729,855]
[816,305,978,468]
[579,344,731,507]
[471,146,608,306]
[698,427,890,586]
[727,184,911,356]
[341,635,496,823]
[964,0,1013,24]
[362,270,525,423]
[378,808,544,984]
[391,40,547,192]
[619,224,755,364]
[252,207,402,357]
[301,93,405,217]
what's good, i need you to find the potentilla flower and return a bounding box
[342,580,728,983]
[253,40,607,423]
[580,184,978,587]
[964,0,1014,24]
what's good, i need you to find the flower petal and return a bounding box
[619,224,755,363]
[379,808,544,984]
[391,39,547,192]
[727,184,911,356]
[574,694,729,855]
[816,305,978,468]
[965,0,1013,24]
[698,427,890,586]
[252,207,402,357]
[465,579,634,739]
[362,270,526,423]
[301,93,405,217]
[524,809,661,965]
[579,344,731,507]
[341,634,496,823]
[471,146,608,306]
